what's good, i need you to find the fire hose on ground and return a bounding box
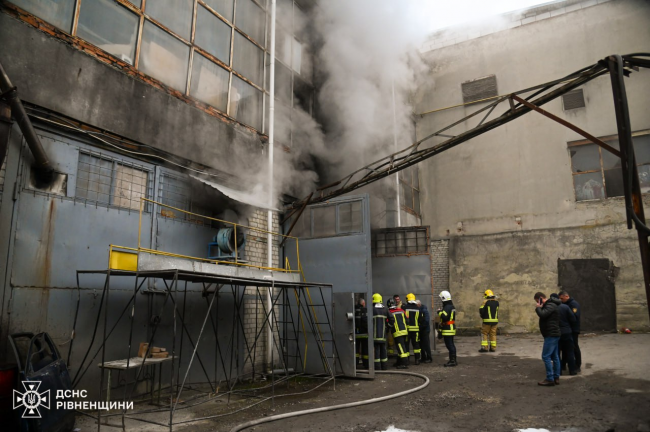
[229,370,430,432]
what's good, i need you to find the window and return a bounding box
[230,75,263,130]
[312,205,336,237]
[236,0,265,44]
[77,0,139,65]
[232,32,264,87]
[158,174,206,223]
[563,89,586,111]
[204,0,234,22]
[75,152,149,211]
[569,132,650,201]
[285,200,364,239]
[372,227,429,257]
[195,5,232,65]
[190,54,230,112]
[145,0,194,41]
[10,0,75,32]
[399,166,421,216]
[338,201,362,234]
[140,21,190,91]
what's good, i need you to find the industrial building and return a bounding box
[0,0,648,431]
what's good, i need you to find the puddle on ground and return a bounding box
[626,388,643,393]
[378,427,419,432]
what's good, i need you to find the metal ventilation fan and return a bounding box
[208,226,245,261]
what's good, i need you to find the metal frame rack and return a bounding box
[71,268,342,431]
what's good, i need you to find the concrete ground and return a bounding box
[75,333,650,432]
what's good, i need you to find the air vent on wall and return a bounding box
[562,89,585,110]
[461,75,498,104]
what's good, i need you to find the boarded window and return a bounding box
[461,75,498,104]
[76,153,149,210]
[562,89,586,111]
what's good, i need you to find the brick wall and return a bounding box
[431,239,449,311]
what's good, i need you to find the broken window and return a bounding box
[75,152,150,211]
[204,0,234,22]
[195,4,232,65]
[144,0,193,41]
[10,0,75,32]
[233,32,263,86]
[140,21,190,91]
[190,53,230,112]
[77,0,139,65]
[235,0,265,44]
[399,166,421,216]
[569,132,650,201]
[230,75,263,129]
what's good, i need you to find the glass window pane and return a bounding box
[633,135,650,165]
[274,27,292,66]
[276,0,292,30]
[289,211,310,238]
[601,139,621,170]
[294,5,308,39]
[312,205,336,237]
[638,165,650,194]
[414,189,421,215]
[569,144,600,173]
[338,201,362,234]
[291,38,302,73]
[195,5,232,64]
[77,0,139,65]
[145,0,193,41]
[230,75,263,129]
[574,172,605,201]
[204,0,234,21]
[236,0,265,44]
[275,60,292,105]
[300,49,313,82]
[233,32,263,86]
[129,0,142,8]
[274,103,291,145]
[140,21,190,91]
[293,76,312,114]
[113,164,148,210]
[11,0,75,32]
[604,169,624,198]
[190,54,229,111]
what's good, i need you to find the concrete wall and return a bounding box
[415,0,650,331]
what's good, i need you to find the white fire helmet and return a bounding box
[439,290,452,301]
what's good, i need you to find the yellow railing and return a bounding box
[109,197,301,273]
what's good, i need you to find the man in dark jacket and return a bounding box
[551,293,577,375]
[416,300,433,363]
[559,290,581,372]
[534,292,561,386]
[354,298,368,369]
[372,293,388,370]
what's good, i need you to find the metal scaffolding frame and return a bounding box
[287,53,650,321]
[72,268,342,431]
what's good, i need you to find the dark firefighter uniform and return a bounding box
[479,289,499,352]
[354,300,369,369]
[438,290,457,367]
[403,294,423,365]
[387,299,409,369]
[372,293,388,370]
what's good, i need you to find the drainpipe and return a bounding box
[0,61,53,184]
[391,81,401,227]
[266,0,277,372]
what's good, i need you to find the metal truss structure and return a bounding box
[288,53,650,321]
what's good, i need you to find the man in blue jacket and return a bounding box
[551,293,577,375]
[534,292,561,386]
[416,300,433,363]
[559,290,581,372]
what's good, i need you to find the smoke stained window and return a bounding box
[399,166,421,217]
[230,75,263,130]
[190,54,230,112]
[144,0,194,41]
[338,201,362,234]
[236,0,265,44]
[233,32,264,86]
[77,0,139,65]
[204,0,234,21]
[140,21,190,91]
[372,227,429,257]
[195,4,232,65]
[569,132,650,201]
[10,0,75,32]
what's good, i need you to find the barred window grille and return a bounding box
[372,227,429,256]
[75,152,150,210]
[159,174,208,224]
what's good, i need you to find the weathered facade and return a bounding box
[415,0,650,332]
[0,0,312,398]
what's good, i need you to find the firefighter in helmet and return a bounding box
[437,290,457,367]
[403,293,423,365]
[478,289,499,352]
[387,297,409,369]
[372,293,388,370]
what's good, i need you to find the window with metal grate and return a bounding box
[461,75,498,104]
[562,89,586,110]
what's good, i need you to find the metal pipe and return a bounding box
[266,0,277,372]
[0,61,53,183]
[391,81,401,227]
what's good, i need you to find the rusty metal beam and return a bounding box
[279,192,312,247]
[607,54,650,322]
[510,94,622,158]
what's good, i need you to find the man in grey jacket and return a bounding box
[534,292,562,386]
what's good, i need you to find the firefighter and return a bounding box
[372,293,388,370]
[403,293,423,365]
[478,289,499,353]
[387,294,402,357]
[387,298,409,369]
[437,290,457,367]
[354,297,369,369]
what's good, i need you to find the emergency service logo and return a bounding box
[13,381,50,418]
